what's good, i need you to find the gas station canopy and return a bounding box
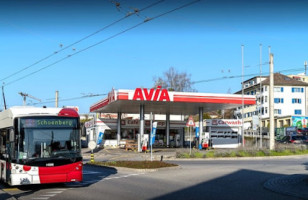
[90,87,256,114]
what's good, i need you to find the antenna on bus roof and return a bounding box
[18,92,41,106]
[2,84,7,110]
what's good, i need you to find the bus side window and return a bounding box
[0,130,7,156]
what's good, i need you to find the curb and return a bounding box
[85,163,181,172]
[165,154,308,161]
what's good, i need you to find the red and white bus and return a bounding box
[0,106,82,186]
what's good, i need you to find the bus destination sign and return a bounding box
[21,118,77,128]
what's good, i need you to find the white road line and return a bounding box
[46,191,63,194]
[31,198,49,200]
[40,194,56,197]
[52,189,67,191]
[102,173,145,181]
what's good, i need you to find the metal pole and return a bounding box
[259,44,263,148]
[199,107,203,149]
[2,85,7,110]
[189,126,192,155]
[305,61,307,76]
[150,112,153,161]
[166,113,170,147]
[139,104,144,152]
[241,45,245,147]
[117,112,121,146]
[55,90,59,108]
[269,53,275,150]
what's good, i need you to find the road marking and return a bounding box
[102,173,145,181]
[47,191,63,194]
[31,198,49,200]
[40,194,56,197]
[3,188,19,191]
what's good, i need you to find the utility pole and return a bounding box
[305,61,307,76]
[55,90,59,108]
[2,85,7,110]
[269,54,275,150]
[259,44,262,148]
[241,45,245,147]
[19,92,41,105]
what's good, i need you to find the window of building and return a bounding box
[292,87,304,93]
[264,86,267,91]
[295,109,302,115]
[292,98,302,104]
[274,109,282,115]
[274,98,284,103]
[274,87,284,92]
[265,96,268,103]
[265,107,268,114]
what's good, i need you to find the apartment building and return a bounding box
[235,73,308,129]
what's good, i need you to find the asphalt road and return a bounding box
[2,156,308,200]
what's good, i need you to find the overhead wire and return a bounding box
[30,93,107,105]
[4,0,200,87]
[192,64,306,84]
[0,0,165,83]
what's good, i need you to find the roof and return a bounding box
[90,87,256,115]
[261,73,308,86]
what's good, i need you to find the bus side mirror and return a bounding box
[9,129,14,142]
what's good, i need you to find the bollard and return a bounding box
[90,153,94,163]
[160,155,163,162]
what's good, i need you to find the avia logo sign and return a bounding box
[133,86,170,101]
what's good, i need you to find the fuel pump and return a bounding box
[142,134,149,151]
[200,132,210,149]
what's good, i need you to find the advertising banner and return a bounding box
[97,131,104,145]
[292,116,308,128]
[195,127,199,138]
[150,122,157,146]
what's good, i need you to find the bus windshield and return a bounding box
[18,117,81,161]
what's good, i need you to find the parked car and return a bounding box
[277,135,308,144]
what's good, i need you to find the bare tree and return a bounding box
[153,67,196,92]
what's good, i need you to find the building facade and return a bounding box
[236,73,308,130]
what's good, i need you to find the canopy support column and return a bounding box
[138,104,144,152]
[117,112,121,146]
[166,113,170,147]
[199,107,203,148]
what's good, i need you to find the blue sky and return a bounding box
[1,0,308,113]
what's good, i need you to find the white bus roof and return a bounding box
[0,106,78,128]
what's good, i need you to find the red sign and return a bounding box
[186,116,195,127]
[132,86,170,101]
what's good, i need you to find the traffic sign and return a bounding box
[186,116,195,127]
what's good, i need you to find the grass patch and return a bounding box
[176,145,308,158]
[88,161,178,169]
